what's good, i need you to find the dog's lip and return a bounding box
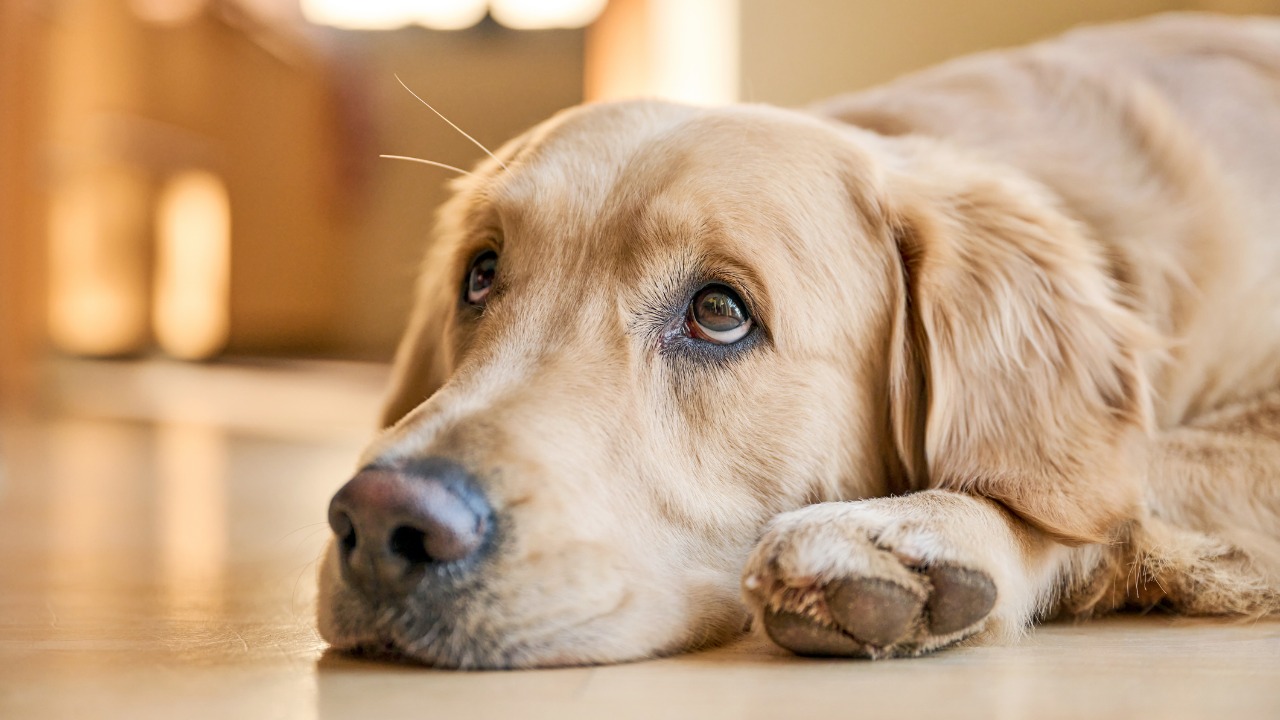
[330,589,637,670]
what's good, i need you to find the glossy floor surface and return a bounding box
[2,360,1279,720]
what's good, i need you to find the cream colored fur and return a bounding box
[318,13,1280,668]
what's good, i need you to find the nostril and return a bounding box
[332,510,357,555]
[389,525,431,564]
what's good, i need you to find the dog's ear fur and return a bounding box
[882,150,1153,544]
[380,252,457,427]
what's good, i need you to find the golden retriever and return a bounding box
[318,13,1280,668]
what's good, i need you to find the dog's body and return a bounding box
[319,13,1280,667]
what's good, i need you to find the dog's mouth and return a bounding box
[317,539,663,669]
[323,607,527,670]
[336,633,521,670]
[324,594,644,670]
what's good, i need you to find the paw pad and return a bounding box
[753,563,996,658]
[825,577,924,647]
[925,565,997,635]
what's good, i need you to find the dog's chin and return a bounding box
[316,549,736,669]
[318,601,688,671]
[323,626,673,671]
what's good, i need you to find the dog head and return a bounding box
[317,100,1148,668]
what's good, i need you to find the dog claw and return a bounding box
[762,609,869,657]
[825,577,924,647]
[925,565,997,635]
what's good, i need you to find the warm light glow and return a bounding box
[48,167,151,356]
[157,423,228,610]
[300,0,488,30]
[153,170,231,361]
[585,0,740,105]
[300,0,415,30]
[490,0,606,29]
[649,0,739,104]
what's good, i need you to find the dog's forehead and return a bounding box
[497,104,842,218]
[484,102,854,266]
[492,101,697,215]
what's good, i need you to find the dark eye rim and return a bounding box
[463,249,499,306]
[657,279,765,363]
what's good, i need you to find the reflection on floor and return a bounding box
[1,360,1278,720]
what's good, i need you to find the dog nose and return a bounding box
[328,458,492,599]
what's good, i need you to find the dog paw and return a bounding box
[741,503,997,659]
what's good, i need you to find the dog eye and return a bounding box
[689,285,752,344]
[466,250,498,305]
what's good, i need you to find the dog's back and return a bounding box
[816,13,1280,428]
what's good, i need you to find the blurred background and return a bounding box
[1,0,1277,420]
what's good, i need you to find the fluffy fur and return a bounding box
[318,13,1280,668]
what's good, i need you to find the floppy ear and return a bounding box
[379,239,460,428]
[884,152,1154,544]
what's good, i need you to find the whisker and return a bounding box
[394,74,508,171]
[379,154,471,176]
[290,548,326,619]
[276,521,329,544]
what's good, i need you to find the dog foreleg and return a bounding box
[740,490,1086,658]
